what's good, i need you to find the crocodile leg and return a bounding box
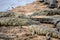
[46,33,51,40]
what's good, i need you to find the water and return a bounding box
[0,0,36,12]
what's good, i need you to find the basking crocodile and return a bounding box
[43,0,49,4]
[30,9,60,16]
[0,33,16,40]
[30,15,60,27]
[0,17,39,26]
[28,25,60,39]
[0,12,16,17]
[0,11,29,19]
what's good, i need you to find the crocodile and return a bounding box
[0,33,16,40]
[28,25,60,39]
[0,17,39,26]
[46,33,51,40]
[30,9,60,16]
[0,12,16,18]
[0,11,30,19]
[31,15,60,27]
